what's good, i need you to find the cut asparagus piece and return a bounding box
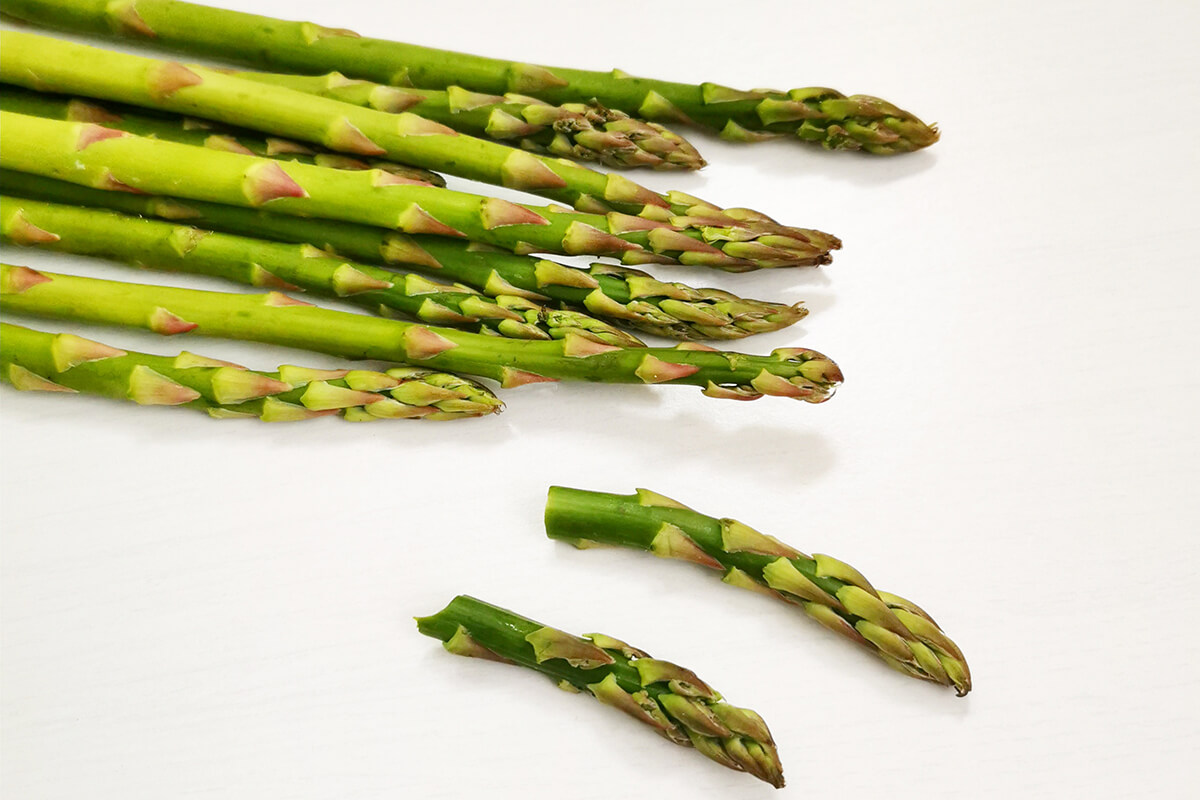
[236,71,704,171]
[0,30,839,267]
[0,85,446,185]
[0,111,828,271]
[0,171,807,341]
[545,487,971,695]
[0,195,644,347]
[416,595,784,787]
[0,321,501,420]
[0,264,843,401]
[0,0,935,153]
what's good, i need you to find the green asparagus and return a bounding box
[0,86,446,185]
[544,487,970,695]
[0,171,808,341]
[0,111,829,270]
[236,71,705,171]
[0,0,936,153]
[0,321,501,420]
[0,195,644,347]
[416,595,784,787]
[0,264,843,400]
[0,30,840,268]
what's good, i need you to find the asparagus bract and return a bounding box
[544,487,970,695]
[0,321,501,420]
[0,86,446,186]
[237,71,704,171]
[0,111,828,270]
[0,0,935,153]
[416,595,784,787]
[0,195,644,347]
[0,30,838,268]
[0,264,843,401]
[0,171,807,341]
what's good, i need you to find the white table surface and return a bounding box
[2,1,1198,797]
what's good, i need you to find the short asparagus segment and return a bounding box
[0,0,935,153]
[0,171,808,341]
[0,111,829,270]
[0,195,645,347]
[0,265,843,401]
[0,87,446,186]
[0,30,839,268]
[544,487,970,695]
[416,595,784,787]
[237,71,705,171]
[0,321,502,420]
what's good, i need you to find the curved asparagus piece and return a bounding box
[0,0,935,153]
[0,31,838,268]
[237,71,705,171]
[544,487,970,695]
[416,595,784,787]
[0,111,828,271]
[0,195,644,347]
[0,171,807,341]
[0,265,843,401]
[0,85,445,186]
[0,321,501,420]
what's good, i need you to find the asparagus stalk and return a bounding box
[0,0,936,153]
[0,195,644,347]
[416,595,784,787]
[0,171,808,341]
[0,321,501,420]
[0,264,843,401]
[0,31,839,267]
[544,487,971,695]
[0,111,828,271]
[236,71,705,171]
[0,86,446,186]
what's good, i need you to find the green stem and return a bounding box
[544,487,971,695]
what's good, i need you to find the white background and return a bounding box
[2,1,1198,797]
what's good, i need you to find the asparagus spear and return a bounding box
[416,595,784,787]
[0,0,936,153]
[0,171,808,341]
[544,487,971,695]
[0,111,828,271]
[0,30,839,267]
[236,71,705,171]
[0,86,446,186]
[0,321,501,420]
[0,195,644,347]
[0,264,843,401]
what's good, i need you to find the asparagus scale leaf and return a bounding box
[0,264,843,401]
[0,171,808,341]
[0,195,645,347]
[416,595,785,787]
[0,0,936,153]
[0,321,501,420]
[0,30,839,269]
[544,487,971,695]
[0,111,827,271]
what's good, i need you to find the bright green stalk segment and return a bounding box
[544,487,971,695]
[0,171,805,342]
[0,195,644,347]
[0,264,842,401]
[0,0,936,154]
[0,30,840,269]
[416,595,784,787]
[0,85,446,186]
[0,321,501,420]
[0,110,830,271]
[237,71,705,171]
